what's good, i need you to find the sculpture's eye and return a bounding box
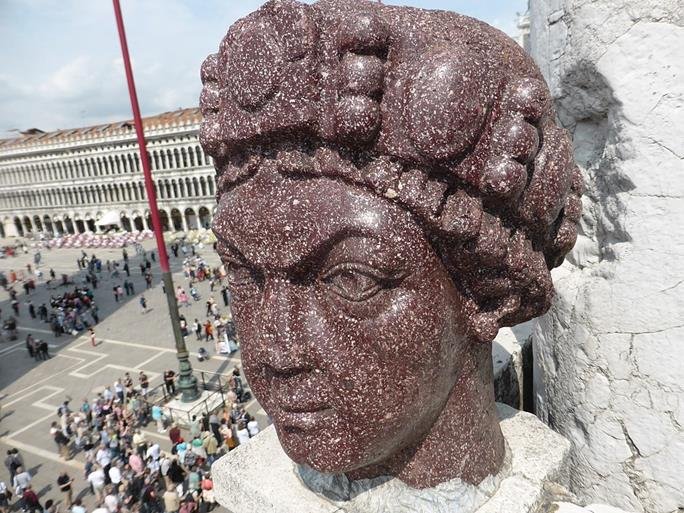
[225,262,262,298]
[321,263,392,302]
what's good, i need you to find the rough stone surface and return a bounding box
[211,404,571,513]
[202,0,581,492]
[549,503,632,513]
[529,2,684,512]
[493,321,534,410]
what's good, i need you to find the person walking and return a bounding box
[139,296,148,314]
[26,334,35,358]
[38,339,50,360]
[87,465,106,502]
[12,466,31,499]
[204,321,214,342]
[71,499,86,513]
[50,422,70,459]
[123,262,130,277]
[163,370,176,396]
[139,371,149,398]
[91,303,100,324]
[56,470,74,508]
[21,485,41,513]
[4,450,21,485]
[163,484,180,513]
[89,327,97,347]
[193,319,202,341]
[221,285,230,307]
[176,287,189,308]
[0,480,9,513]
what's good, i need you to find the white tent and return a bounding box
[97,210,120,226]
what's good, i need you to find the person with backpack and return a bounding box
[21,485,41,513]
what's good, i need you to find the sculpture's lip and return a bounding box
[276,407,335,430]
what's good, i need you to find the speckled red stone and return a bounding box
[201,0,581,490]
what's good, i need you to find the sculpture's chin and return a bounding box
[276,424,367,475]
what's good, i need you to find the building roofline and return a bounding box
[0,107,202,151]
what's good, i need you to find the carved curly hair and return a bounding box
[200,0,582,343]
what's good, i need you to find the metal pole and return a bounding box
[112,0,199,402]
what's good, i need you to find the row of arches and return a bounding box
[0,175,216,209]
[8,206,215,237]
[0,144,212,186]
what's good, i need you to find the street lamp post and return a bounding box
[112,0,200,402]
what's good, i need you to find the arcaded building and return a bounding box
[0,108,217,238]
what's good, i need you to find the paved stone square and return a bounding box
[0,236,267,512]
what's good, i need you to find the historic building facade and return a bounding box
[0,108,217,239]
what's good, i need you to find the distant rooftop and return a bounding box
[0,107,202,151]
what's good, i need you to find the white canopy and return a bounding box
[97,210,120,226]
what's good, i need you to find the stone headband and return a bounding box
[200,0,583,341]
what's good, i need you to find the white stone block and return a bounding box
[211,404,570,513]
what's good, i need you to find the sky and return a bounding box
[0,0,527,139]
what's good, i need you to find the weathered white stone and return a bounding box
[529,1,684,512]
[550,502,632,513]
[493,321,533,409]
[211,404,570,513]
[550,503,589,513]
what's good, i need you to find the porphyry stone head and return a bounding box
[202,0,581,490]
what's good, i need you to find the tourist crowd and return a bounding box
[1,237,259,513]
[1,367,258,513]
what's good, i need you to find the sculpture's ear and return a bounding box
[469,295,521,344]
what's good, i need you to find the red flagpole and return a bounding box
[111,0,170,272]
[112,0,199,402]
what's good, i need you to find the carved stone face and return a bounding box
[214,161,471,474]
[203,0,582,489]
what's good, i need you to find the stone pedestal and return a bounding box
[211,404,570,513]
[162,390,223,428]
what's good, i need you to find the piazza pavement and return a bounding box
[0,236,268,512]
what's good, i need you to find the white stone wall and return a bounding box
[529,1,684,512]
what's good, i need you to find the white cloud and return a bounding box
[0,0,526,138]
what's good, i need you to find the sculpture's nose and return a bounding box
[256,275,314,375]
